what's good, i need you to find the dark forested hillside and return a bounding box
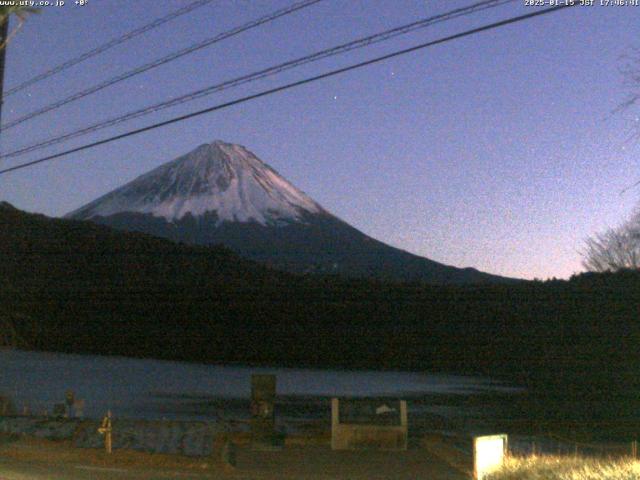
[2,204,640,401]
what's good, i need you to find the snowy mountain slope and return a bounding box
[67,141,515,284]
[67,141,324,225]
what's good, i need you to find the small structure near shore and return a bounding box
[250,374,281,450]
[331,398,407,450]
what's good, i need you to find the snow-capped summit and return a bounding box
[67,140,324,225]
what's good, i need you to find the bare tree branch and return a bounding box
[0,6,38,50]
[582,209,640,272]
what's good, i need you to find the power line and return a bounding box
[0,0,515,160]
[3,0,216,98]
[0,0,323,131]
[0,4,576,177]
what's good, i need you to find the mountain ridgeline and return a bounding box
[66,141,513,284]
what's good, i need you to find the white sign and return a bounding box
[474,434,507,480]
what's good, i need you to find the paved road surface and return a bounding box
[0,441,468,479]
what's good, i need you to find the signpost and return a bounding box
[97,410,113,454]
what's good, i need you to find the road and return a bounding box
[0,459,214,479]
[0,438,468,479]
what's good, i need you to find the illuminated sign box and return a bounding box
[473,434,508,480]
[331,398,408,450]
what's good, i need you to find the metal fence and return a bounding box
[508,433,636,459]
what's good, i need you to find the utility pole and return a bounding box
[0,14,8,126]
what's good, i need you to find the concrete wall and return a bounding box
[331,399,407,450]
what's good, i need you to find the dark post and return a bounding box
[250,374,278,450]
[0,15,8,126]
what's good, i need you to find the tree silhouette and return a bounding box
[583,209,640,272]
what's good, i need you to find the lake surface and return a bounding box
[0,349,519,423]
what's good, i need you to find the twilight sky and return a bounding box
[0,0,638,280]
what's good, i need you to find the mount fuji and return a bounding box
[67,141,512,283]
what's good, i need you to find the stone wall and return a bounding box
[0,416,225,456]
